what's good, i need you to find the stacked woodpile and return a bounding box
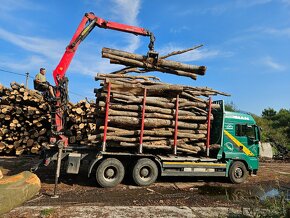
[0,83,97,155]
[94,73,228,154]
[68,100,97,146]
[0,82,51,155]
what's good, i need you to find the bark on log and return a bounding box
[98,102,201,116]
[0,171,41,215]
[99,116,207,129]
[110,59,198,80]
[102,47,206,75]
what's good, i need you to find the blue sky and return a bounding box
[0,0,289,115]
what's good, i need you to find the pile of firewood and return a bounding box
[0,83,97,155]
[0,82,51,155]
[68,100,97,146]
[94,73,228,154]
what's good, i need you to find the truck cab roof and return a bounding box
[224,111,256,125]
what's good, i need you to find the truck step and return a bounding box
[157,155,218,163]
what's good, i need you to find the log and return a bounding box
[0,171,41,215]
[99,116,207,129]
[96,73,160,82]
[110,59,198,80]
[100,126,207,135]
[97,108,210,121]
[94,129,206,140]
[102,47,206,75]
[98,102,201,116]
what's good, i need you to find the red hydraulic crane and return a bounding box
[49,12,156,197]
[50,12,156,148]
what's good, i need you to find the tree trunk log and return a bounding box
[0,171,41,215]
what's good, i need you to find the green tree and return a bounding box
[225,101,237,112]
[262,108,276,120]
[257,107,290,149]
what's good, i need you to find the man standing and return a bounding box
[34,68,55,98]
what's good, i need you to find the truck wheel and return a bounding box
[132,158,158,186]
[96,158,125,188]
[229,161,248,184]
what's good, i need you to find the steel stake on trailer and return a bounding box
[102,82,111,152]
[173,94,179,155]
[206,97,212,157]
[139,88,147,153]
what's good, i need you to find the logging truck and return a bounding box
[36,13,260,194]
[43,99,260,188]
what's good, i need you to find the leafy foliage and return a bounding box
[225,101,238,112]
[254,108,290,149]
[261,108,276,120]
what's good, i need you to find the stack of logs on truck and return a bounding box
[92,47,229,155]
[0,46,229,156]
[93,73,228,155]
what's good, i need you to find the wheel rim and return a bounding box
[234,167,243,179]
[104,167,117,181]
[140,166,151,181]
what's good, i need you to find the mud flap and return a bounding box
[66,153,81,174]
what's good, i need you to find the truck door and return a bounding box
[235,124,258,157]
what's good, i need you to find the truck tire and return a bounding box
[96,158,125,188]
[132,158,158,186]
[229,161,248,184]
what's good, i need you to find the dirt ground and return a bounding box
[1,156,290,217]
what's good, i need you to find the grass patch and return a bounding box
[40,208,55,217]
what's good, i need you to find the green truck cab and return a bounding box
[211,100,260,183]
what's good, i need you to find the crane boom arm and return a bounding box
[53,12,155,85]
[50,13,156,195]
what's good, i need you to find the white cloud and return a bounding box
[263,27,290,37]
[0,55,46,71]
[0,0,144,77]
[261,56,285,71]
[0,27,125,77]
[281,0,290,5]
[0,0,40,12]
[70,54,121,76]
[110,0,140,25]
[235,0,272,8]
[109,0,142,52]
[0,27,67,77]
[0,27,64,59]
[170,26,190,34]
[176,0,272,16]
